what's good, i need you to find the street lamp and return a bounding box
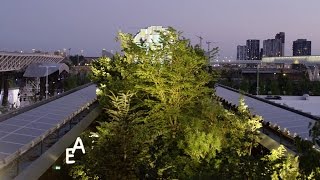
[79,50,84,66]
[39,65,56,99]
[256,63,260,95]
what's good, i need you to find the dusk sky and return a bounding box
[1,0,320,59]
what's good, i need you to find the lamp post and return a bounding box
[256,63,260,95]
[79,50,84,66]
[39,65,56,99]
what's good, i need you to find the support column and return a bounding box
[256,64,260,95]
[2,73,9,106]
[0,72,3,97]
[39,77,45,101]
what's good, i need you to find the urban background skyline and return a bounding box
[237,33,313,60]
[1,0,320,59]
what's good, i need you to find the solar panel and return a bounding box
[0,85,97,166]
[215,86,316,140]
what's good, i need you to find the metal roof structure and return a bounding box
[23,63,69,77]
[0,52,64,72]
[215,86,316,140]
[0,85,97,169]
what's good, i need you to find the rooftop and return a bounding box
[215,86,316,140]
[264,96,320,117]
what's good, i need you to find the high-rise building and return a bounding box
[237,45,247,60]
[246,40,260,60]
[275,32,285,56]
[262,32,285,57]
[260,48,263,60]
[263,39,282,57]
[293,39,311,56]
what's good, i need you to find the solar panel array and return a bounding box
[215,86,315,140]
[0,85,97,167]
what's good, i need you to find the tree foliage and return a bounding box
[263,145,300,180]
[70,27,314,179]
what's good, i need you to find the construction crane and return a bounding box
[196,35,203,49]
[206,41,212,53]
[206,41,219,58]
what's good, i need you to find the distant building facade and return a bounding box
[246,40,260,60]
[262,32,285,57]
[237,45,247,60]
[293,39,311,56]
[275,32,285,56]
[263,39,282,57]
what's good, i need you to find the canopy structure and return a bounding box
[23,63,69,77]
[0,52,64,72]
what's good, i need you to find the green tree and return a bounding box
[263,145,300,180]
[270,79,280,95]
[87,28,225,178]
[239,79,250,93]
[69,55,85,66]
[72,27,310,179]
[70,92,147,179]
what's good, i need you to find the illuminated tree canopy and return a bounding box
[69,28,319,179]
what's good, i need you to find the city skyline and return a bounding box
[1,0,320,58]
